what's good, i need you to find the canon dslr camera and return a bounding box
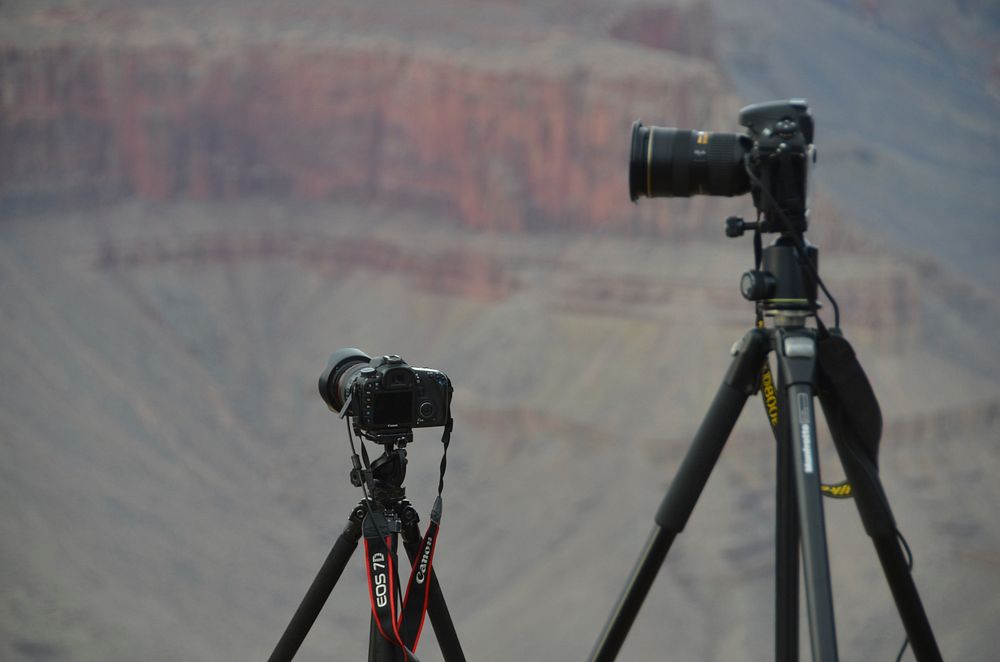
[319,349,452,432]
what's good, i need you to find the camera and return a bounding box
[629,99,815,232]
[319,348,452,432]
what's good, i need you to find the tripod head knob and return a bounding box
[725,216,761,238]
[740,269,777,301]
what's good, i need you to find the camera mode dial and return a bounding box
[775,118,798,137]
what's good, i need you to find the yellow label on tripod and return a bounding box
[761,365,779,428]
[821,481,853,499]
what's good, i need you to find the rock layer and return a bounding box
[1,3,737,237]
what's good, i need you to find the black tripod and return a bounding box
[589,229,943,662]
[269,433,466,662]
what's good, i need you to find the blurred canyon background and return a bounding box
[1,0,998,660]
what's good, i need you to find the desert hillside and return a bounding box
[1,2,998,661]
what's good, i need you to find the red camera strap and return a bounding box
[363,503,442,658]
[361,417,452,659]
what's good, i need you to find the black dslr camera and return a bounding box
[629,99,815,232]
[319,349,452,433]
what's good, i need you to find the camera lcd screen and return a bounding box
[373,391,413,426]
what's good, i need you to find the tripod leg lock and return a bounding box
[724,328,770,394]
[350,504,368,524]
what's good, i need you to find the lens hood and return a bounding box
[319,348,371,411]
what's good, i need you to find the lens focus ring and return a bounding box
[629,122,751,199]
[629,120,650,201]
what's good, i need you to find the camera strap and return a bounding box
[362,417,453,656]
[363,513,420,662]
[363,513,404,646]
[398,496,442,649]
[362,509,442,658]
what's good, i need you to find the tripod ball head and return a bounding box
[738,237,820,314]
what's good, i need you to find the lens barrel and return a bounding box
[629,121,751,200]
[319,348,371,412]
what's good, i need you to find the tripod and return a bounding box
[269,434,467,662]
[589,231,943,662]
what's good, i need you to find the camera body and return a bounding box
[739,100,814,231]
[630,99,815,232]
[348,356,451,431]
[319,349,451,433]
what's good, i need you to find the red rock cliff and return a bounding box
[1,3,742,237]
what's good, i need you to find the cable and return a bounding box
[345,419,398,546]
[743,159,841,330]
[346,419,374,506]
[893,530,914,661]
[897,530,914,570]
[832,417,917,662]
[895,637,909,662]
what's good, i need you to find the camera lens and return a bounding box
[318,348,371,412]
[629,120,751,200]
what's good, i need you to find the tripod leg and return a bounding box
[785,382,838,662]
[588,329,769,662]
[771,376,800,662]
[775,329,838,661]
[401,519,467,662]
[369,618,398,662]
[269,505,367,662]
[818,393,943,662]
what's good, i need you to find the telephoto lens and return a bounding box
[629,120,751,200]
[318,348,371,412]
